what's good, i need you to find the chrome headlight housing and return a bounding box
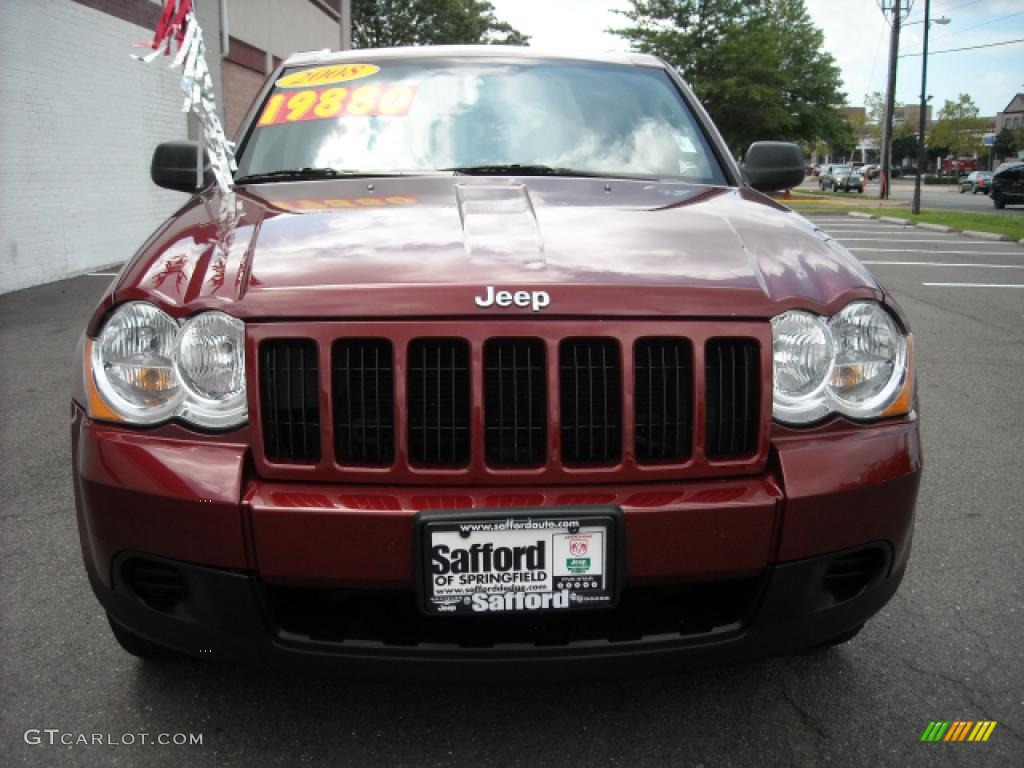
[89,303,247,429]
[771,301,912,425]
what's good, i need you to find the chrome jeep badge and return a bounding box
[474,286,551,312]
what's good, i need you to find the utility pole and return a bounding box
[340,0,352,51]
[880,0,901,200]
[912,0,931,215]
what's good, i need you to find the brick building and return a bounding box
[1,0,341,294]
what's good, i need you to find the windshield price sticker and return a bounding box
[420,513,618,616]
[276,63,380,88]
[257,84,417,126]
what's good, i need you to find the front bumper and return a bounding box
[94,546,905,680]
[72,404,921,676]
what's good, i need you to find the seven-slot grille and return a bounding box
[258,334,761,469]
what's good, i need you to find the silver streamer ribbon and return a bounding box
[133,3,236,192]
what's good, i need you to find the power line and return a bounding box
[932,0,984,14]
[898,36,1024,57]
[933,10,1024,40]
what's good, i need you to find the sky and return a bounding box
[489,0,1024,117]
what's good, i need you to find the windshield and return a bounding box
[236,58,727,184]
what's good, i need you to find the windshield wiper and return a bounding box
[444,164,646,179]
[234,168,403,184]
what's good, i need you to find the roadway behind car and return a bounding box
[798,175,1024,214]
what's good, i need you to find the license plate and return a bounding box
[415,507,622,616]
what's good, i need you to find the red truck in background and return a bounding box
[942,157,977,176]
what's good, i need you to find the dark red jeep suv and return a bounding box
[71,47,920,678]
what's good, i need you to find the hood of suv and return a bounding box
[113,176,880,320]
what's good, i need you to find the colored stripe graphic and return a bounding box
[921,721,950,741]
[945,721,971,741]
[920,721,996,742]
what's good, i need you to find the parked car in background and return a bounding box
[861,164,879,180]
[810,163,822,176]
[991,162,1024,209]
[959,171,993,195]
[819,164,863,193]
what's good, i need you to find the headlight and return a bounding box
[770,311,834,424]
[92,302,183,423]
[89,303,247,429]
[772,302,912,425]
[175,312,247,428]
[828,302,909,418]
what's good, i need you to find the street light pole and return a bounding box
[912,0,932,215]
[880,0,901,200]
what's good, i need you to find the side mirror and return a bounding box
[742,141,806,193]
[151,141,213,193]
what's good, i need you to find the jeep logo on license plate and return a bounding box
[474,286,550,312]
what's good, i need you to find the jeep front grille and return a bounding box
[253,322,767,482]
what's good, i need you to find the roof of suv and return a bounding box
[282,45,665,70]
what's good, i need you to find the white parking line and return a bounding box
[87,272,119,277]
[850,248,1023,255]
[838,238,988,243]
[923,283,1024,288]
[862,261,1024,269]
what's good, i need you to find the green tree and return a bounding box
[891,123,919,166]
[826,117,857,160]
[863,90,899,144]
[352,0,528,48]
[991,127,1017,161]
[611,0,846,154]
[928,94,987,159]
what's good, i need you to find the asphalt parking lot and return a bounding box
[1,214,1022,767]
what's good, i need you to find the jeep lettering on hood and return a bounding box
[474,286,551,312]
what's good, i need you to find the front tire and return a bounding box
[107,615,181,661]
[993,192,1005,210]
[819,623,864,648]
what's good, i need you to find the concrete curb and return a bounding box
[879,216,912,226]
[848,212,875,219]
[962,230,1010,242]
[915,222,955,233]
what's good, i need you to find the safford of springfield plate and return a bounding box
[415,507,623,616]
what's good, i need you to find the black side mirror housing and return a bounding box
[151,141,213,193]
[743,141,806,193]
